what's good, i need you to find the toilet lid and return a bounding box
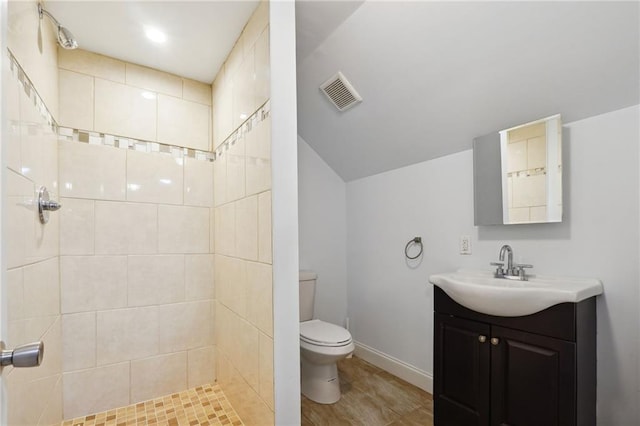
[300,320,352,347]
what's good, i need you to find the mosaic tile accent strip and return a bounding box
[61,384,244,426]
[7,49,58,135]
[7,48,270,165]
[215,101,271,160]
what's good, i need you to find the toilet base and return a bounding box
[301,357,341,404]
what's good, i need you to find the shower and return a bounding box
[38,2,78,49]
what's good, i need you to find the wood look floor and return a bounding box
[301,356,434,426]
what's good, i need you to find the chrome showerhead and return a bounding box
[38,3,78,50]
[57,26,78,50]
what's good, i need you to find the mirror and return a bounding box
[473,114,562,225]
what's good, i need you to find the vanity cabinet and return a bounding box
[433,286,596,426]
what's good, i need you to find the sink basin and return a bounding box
[429,269,603,317]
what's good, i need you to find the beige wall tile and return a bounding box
[236,318,260,391]
[7,314,55,353]
[94,201,157,254]
[245,117,271,195]
[62,362,130,419]
[243,1,269,54]
[62,312,96,372]
[60,198,94,255]
[530,206,548,222]
[512,174,546,207]
[59,69,94,131]
[126,150,184,205]
[188,346,216,388]
[226,135,246,202]
[158,301,212,353]
[506,140,527,173]
[7,268,24,321]
[20,88,58,190]
[96,307,159,365]
[6,69,22,173]
[158,205,210,254]
[213,83,233,148]
[258,192,272,264]
[22,317,62,382]
[259,332,274,409]
[60,256,127,313]
[94,78,157,141]
[32,199,60,264]
[215,256,247,318]
[184,157,214,207]
[157,95,211,151]
[183,79,213,105]
[215,203,236,256]
[6,170,35,269]
[7,373,61,426]
[130,352,187,403]
[210,208,216,253]
[217,349,274,425]
[232,53,255,130]
[23,258,60,318]
[213,153,227,206]
[58,49,126,83]
[254,27,270,108]
[527,136,547,169]
[225,40,244,84]
[508,207,530,223]
[59,140,127,201]
[128,255,185,307]
[246,262,273,337]
[39,374,63,426]
[125,63,182,98]
[185,254,215,301]
[8,1,59,119]
[236,196,258,261]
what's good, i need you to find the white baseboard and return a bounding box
[353,341,433,394]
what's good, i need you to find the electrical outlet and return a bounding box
[460,235,472,255]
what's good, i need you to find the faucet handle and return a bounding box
[490,262,505,277]
[514,264,533,281]
[515,264,533,269]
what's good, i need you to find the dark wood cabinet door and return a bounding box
[490,326,576,426]
[435,313,491,426]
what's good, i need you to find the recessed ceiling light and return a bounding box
[145,26,167,44]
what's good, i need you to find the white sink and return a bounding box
[429,269,603,317]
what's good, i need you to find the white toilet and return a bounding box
[299,270,354,404]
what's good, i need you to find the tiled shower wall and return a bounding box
[3,57,63,426]
[212,1,275,425]
[57,131,215,420]
[3,0,63,423]
[56,35,216,421]
[58,48,212,151]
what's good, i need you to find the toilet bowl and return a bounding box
[299,272,354,404]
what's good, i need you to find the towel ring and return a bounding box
[405,237,423,260]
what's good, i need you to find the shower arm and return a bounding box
[38,3,62,29]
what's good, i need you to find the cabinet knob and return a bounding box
[491,337,500,346]
[478,335,487,343]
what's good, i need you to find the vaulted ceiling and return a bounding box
[296,1,640,181]
[42,1,640,182]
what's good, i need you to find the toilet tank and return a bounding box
[299,270,317,322]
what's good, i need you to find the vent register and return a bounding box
[320,71,362,112]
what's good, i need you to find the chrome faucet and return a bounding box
[491,244,533,281]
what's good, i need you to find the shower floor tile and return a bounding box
[302,356,433,426]
[61,383,243,426]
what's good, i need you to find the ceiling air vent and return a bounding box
[320,71,362,112]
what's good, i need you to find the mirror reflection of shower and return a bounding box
[499,115,562,224]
